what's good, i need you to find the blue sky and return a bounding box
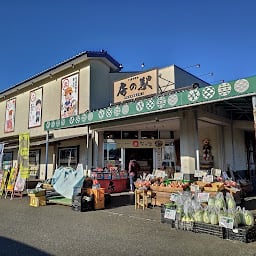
[0,0,255,91]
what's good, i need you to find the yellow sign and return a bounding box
[114,69,158,103]
[6,168,18,190]
[19,133,30,179]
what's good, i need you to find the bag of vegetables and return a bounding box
[181,197,194,222]
[208,195,215,208]
[242,208,255,226]
[226,192,236,210]
[210,208,219,225]
[214,192,226,209]
[203,207,211,224]
[227,208,240,228]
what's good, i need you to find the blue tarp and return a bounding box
[52,166,84,199]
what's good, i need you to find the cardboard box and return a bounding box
[87,188,105,210]
[28,189,46,197]
[29,195,46,207]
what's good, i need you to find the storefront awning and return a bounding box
[4,134,87,150]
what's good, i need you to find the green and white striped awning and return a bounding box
[44,76,256,131]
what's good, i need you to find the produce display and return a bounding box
[162,190,256,243]
[135,177,190,192]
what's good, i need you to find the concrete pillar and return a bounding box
[179,110,197,176]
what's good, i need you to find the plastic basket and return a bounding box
[175,220,194,231]
[193,222,226,239]
[225,225,256,243]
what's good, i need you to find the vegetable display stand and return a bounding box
[225,225,256,243]
[193,222,226,239]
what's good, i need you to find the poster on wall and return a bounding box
[28,88,43,128]
[4,98,16,133]
[60,73,79,118]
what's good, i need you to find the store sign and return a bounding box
[115,139,164,148]
[114,69,158,103]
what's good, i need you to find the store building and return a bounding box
[0,50,255,185]
[44,54,256,184]
[0,50,137,180]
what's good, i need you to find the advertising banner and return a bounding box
[19,133,30,179]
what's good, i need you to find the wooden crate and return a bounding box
[87,188,105,210]
[154,191,172,206]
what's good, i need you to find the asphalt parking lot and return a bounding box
[1,192,256,256]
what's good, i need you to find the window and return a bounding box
[3,152,13,171]
[58,146,79,169]
[104,142,121,168]
[29,150,40,178]
[121,131,138,139]
[141,131,158,139]
[104,131,121,139]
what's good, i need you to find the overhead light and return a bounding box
[212,79,225,84]
[183,64,200,70]
[141,63,145,68]
[199,72,213,77]
[119,64,123,69]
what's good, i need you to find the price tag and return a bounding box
[219,216,234,229]
[164,209,176,220]
[203,175,213,183]
[174,172,183,180]
[194,170,203,178]
[190,184,200,192]
[197,192,209,203]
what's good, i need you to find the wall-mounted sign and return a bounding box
[61,73,79,118]
[114,69,158,103]
[4,98,16,133]
[29,88,43,128]
[115,139,164,148]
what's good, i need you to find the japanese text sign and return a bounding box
[114,69,157,103]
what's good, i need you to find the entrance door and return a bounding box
[125,148,153,176]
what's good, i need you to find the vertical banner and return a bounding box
[0,170,9,196]
[19,133,30,179]
[28,88,43,128]
[6,167,18,190]
[0,143,5,195]
[0,143,4,170]
[4,98,16,133]
[61,73,79,118]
